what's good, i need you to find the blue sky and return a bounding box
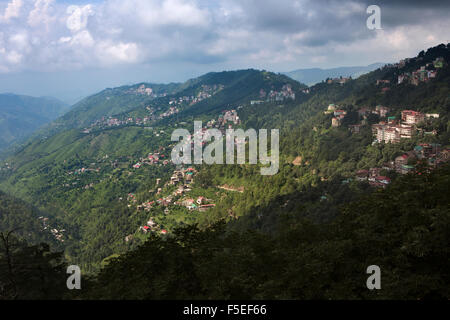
[0,0,449,103]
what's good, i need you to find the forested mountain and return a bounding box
[0,44,449,299]
[0,94,68,153]
[34,82,182,139]
[83,164,450,300]
[0,69,307,272]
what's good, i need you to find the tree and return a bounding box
[0,231,67,300]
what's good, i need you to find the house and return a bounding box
[401,110,424,124]
[324,104,337,114]
[428,70,437,79]
[399,123,414,139]
[375,105,389,118]
[182,198,195,207]
[170,175,180,184]
[339,77,350,84]
[395,152,416,173]
[400,164,415,175]
[356,170,369,181]
[369,167,382,178]
[376,176,391,185]
[185,172,194,183]
[382,162,395,171]
[395,154,409,169]
[375,125,400,143]
[369,181,386,188]
[387,116,396,124]
[332,117,341,127]
[334,110,347,117]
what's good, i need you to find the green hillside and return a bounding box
[0,190,60,247]
[83,164,450,300]
[33,82,182,139]
[0,69,307,271]
[0,43,449,286]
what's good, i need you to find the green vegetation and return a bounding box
[83,164,450,300]
[0,232,67,300]
[0,44,449,299]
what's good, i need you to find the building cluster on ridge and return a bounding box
[372,110,439,144]
[397,57,444,86]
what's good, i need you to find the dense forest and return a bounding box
[2,163,448,299]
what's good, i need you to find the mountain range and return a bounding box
[0,43,449,299]
[0,94,68,154]
[283,63,387,85]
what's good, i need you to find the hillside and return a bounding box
[0,190,60,247]
[0,69,307,271]
[0,94,68,153]
[34,82,182,139]
[0,44,449,278]
[83,164,450,300]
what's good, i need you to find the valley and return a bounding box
[0,44,449,299]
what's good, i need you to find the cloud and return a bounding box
[6,50,22,64]
[9,33,29,51]
[0,0,449,76]
[0,0,22,23]
[27,0,55,28]
[96,41,140,64]
[66,5,94,32]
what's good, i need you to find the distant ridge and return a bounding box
[0,93,68,154]
[283,63,387,85]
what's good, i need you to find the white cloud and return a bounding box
[0,0,22,23]
[70,30,95,47]
[96,41,140,64]
[9,33,29,51]
[0,0,449,74]
[105,0,210,28]
[66,4,94,32]
[27,0,55,28]
[6,50,22,64]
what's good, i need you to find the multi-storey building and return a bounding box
[402,110,425,124]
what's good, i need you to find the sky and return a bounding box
[0,0,449,104]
